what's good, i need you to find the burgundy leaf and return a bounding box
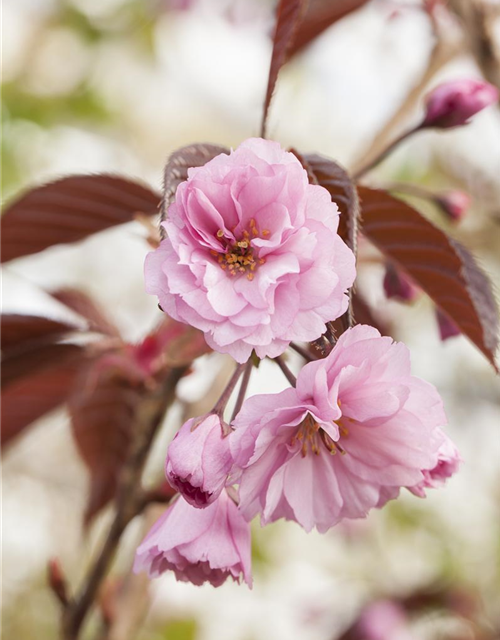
[1,175,161,263]
[69,361,143,524]
[1,313,82,351]
[1,359,82,447]
[1,313,89,396]
[261,0,309,137]
[161,144,229,236]
[50,288,121,338]
[351,291,391,337]
[359,187,499,368]
[305,153,359,255]
[289,0,371,58]
[2,342,87,389]
[301,153,360,329]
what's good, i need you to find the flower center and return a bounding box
[211,219,269,280]
[292,412,348,458]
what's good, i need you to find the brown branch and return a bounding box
[448,0,500,91]
[274,355,297,386]
[61,366,188,640]
[351,30,460,177]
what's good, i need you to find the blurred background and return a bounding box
[2,0,500,639]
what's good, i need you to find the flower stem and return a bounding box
[61,366,188,640]
[274,355,297,387]
[231,359,253,421]
[353,124,423,180]
[289,342,317,362]
[212,362,247,418]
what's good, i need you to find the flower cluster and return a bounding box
[137,137,462,588]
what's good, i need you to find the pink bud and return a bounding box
[383,264,419,302]
[423,79,499,128]
[134,491,252,587]
[436,308,461,341]
[165,414,232,508]
[435,190,470,222]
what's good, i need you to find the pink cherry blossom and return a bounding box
[145,138,356,363]
[408,433,461,497]
[165,414,232,508]
[356,600,414,640]
[230,324,453,533]
[423,79,499,128]
[134,491,252,587]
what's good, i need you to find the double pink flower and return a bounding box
[230,325,458,533]
[145,138,355,363]
[134,490,252,587]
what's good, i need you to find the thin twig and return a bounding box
[448,0,500,91]
[274,355,297,387]
[289,342,317,362]
[61,366,188,640]
[351,33,460,177]
[353,125,422,180]
[212,362,246,418]
[231,359,253,421]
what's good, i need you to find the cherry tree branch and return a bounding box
[351,26,460,178]
[448,0,500,91]
[61,366,188,640]
[274,355,297,386]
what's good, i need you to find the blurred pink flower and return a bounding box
[134,491,252,587]
[423,79,499,128]
[383,264,419,302]
[231,325,451,532]
[356,599,414,640]
[436,190,470,222]
[165,414,232,508]
[145,138,355,363]
[408,433,461,497]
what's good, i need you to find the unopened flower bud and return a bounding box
[435,190,470,222]
[383,264,419,303]
[436,308,461,341]
[165,414,232,508]
[422,79,498,129]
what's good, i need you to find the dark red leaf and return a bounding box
[50,288,121,338]
[351,291,392,337]
[304,154,359,255]
[1,175,161,263]
[289,0,371,58]
[1,359,82,447]
[2,342,87,389]
[359,187,499,368]
[1,311,90,401]
[69,361,143,524]
[302,153,360,329]
[161,144,229,236]
[261,0,309,137]
[1,313,81,351]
